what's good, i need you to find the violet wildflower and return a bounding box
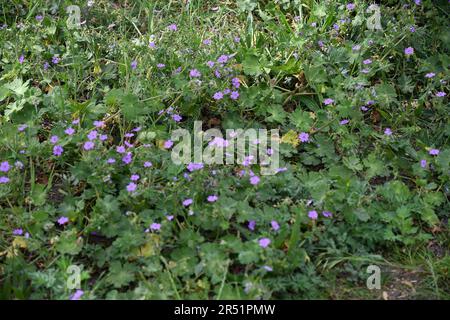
[99,134,108,141]
[187,162,203,172]
[346,3,355,10]
[70,290,84,301]
[50,135,59,144]
[18,124,28,132]
[183,198,193,206]
[144,161,153,168]
[259,238,271,248]
[57,216,69,225]
[189,69,201,78]
[271,220,280,231]
[213,91,224,100]
[420,159,427,168]
[263,266,273,272]
[83,141,95,151]
[234,36,240,43]
[164,140,174,149]
[404,47,414,56]
[116,145,126,153]
[36,15,44,22]
[206,61,215,68]
[203,39,212,45]
[126,182,137,192]
[52,55,60,64]
[53,145,64,156]
[13,228,23,235]
[168,24,177,31]
[43,61,50,70]
[150,223,161,231]
[157,63,165,69]
[384,128,392,136]
[131,60,137,70]
[429,149,440,156]
[15,161,24,169]
[0,161,10,172]
[340,119,349,125]
[130,174,140,181]
[18,55,25,64]
[323,98,334,105]
[308,210,318,220]
[217,54,229,64]
[231,77,240,88]
[87,130,97,140]
[0,176,10,184]
[298,132,310,143]
[322,211,333,218]
[363,59,372,65]
[250,175,260,185]
[122,152,132,164]
[230,91,239,100]
[93,120,104,128]
[435,91,446,97]
[172,114,182,122]
[107,158,116,164]
[248,220,256,231]
[207,195,218,202]
[65,127,75,135]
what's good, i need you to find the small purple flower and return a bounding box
[435,91,446,97]
[384,128,392,136]
[93,120,104,128]
[363,59,372,65]
[404,47,414,56]
[87,130,97,141]
[70,290,84,301]
[420,159,427,168]
[50,135,59,144]
[116,145,126,153]
[248,220,256,231]
[263,266,273,272]
[107,158,116,164]
[298,132,310,143]
[36,15,43,22]
[183,198,193,207]
[322,211,333,218]
[187,162,203,172]
[271,220,280,231]
[18,124,28,132]
[425,72,435,78]
[409,26,416,33]
[13,228,23,235]
[308,210,318,220]
[15,161,24,169]
[0,176,10,184]
[52,55,60,64]
[53,145,64,156]
[72,118,80,125]
[189,69,201,78]
[126,182,137,192]
[168,24,177,31]
[144,161,153,168]
[172,114,182,122]
[230,91,239,100]
[352,45,361,51]
[323,98,334,105]
[18,55,25,64]
[83,141,95,151]
[130,174,140,181]
[340,119,349,125]
[164,140,174,149]
[131,60,137,70]
[0,161,10,172]
[346,3,355,10]
[207,195,218,202]
[259,238,271,248]
[150,223,161,231]
[57,216,69,225]
[203,39,212,45]
[234,36,240,43]
[231,77,240,88]
[65,127,75,135]
[166,215,174,221]
[149,42,156,49]
[213,91,224,100]
[250,175,260,185]
[429,149,440,156]
[206,61,215,68]
[122,152,132,164]
[99,134,108,141]
[157,63,165,69]
[43,61,50,70]
[217,54,229,64]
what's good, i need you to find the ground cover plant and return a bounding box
[0,0,449,300]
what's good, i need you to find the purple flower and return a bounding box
[50,135,59,144]
[72,118,80,125]
[172,114,182,122]
[18,124,28,132]
[217,55,229,64]
[231,77,240,88]
[83,141,95,151]
[322,211,333,218]
[57,216,69,225]
[122,152,132,164]
[340,119,349,125]
[384,128,392,136]
[126,182,137,192]
[43,61,50,70]
[206,61,215,68]
[183,198,193,206]
[425,72,435,78]
[420,159,427,168]
[70,290,84,301]
[298,132,310,143]
[271,220,280,231]
[213,91,224,100]
[131,60,137,70]
[65,127,75,135]
[410,26,416,33]
[234,36,240,43]
[352,45,361,51]
[87,130,97,141]
[189,69,201,78]
[0,161,10,172]
[168,24,177,31]
[203,39,212,45]
[99,134,108,141]
[13,228,23,235]
[429,149,440,156]
[0,176,10,184]
[363,59,372,65]
[308,210,318,220]
[149,42,156,49]
[107,158,116,164]
[435,91,446,97]
[404,47,414,56]
[187,162,203,172]
[150,223,161,231]
[15,161,24,169]
[93,120,104,128]
[116,145,126,153]
[248,220,256,231]
[250,175,260,185]
[263,266,273,272]
[230,91,239,100]
[164,140,174,149]
[36,15,43,22]
[323,98,334,105]
[346,3,355,10]
[53,145,64,156]
[52,55,60,64]
[130,174,140,181]
[18,55,25,64]
[157,63,165,69]
[207,195,218,202]
[166,215,174,221]
[144,161,153,168]
[258,238,271,248]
